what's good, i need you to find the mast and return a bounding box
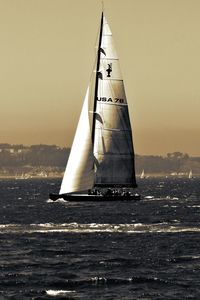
[91,12,104,145]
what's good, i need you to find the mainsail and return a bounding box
[60,13,137,195]
[93,16,137,187]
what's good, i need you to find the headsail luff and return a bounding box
[60,87,94,194]
[93,16,137,187]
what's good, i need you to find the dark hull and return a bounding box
[49,193,140,202]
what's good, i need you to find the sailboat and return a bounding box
[49,12,140,201]
[140,169,145,179]
[188,170,193,179]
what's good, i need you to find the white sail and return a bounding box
[188,170,193,179]
[93,17,136,187]
[140,170,145,179]
[60,87,94,194]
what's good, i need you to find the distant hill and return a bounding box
[135,152,200,176]
[0,144,199,177]
[0,144,70,177]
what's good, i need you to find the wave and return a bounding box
[46,289,76,296]
[143,196,180,201]
[47,198,66,203]
[0,222,199,234]
[44,276,185,288]
[170,255,200,264]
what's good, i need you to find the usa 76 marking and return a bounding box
[97,97,124,103]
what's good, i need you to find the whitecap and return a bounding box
[46,289,76,296]
[47,199,53,203]
[46,198,66,203]
[0,224,17,228]
[55,198,67,203]
[0,222,200,234]
[30,223,54,227]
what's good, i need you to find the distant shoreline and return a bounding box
[0,175,62,180]
[1,144,200,175]
[0,174,199,180]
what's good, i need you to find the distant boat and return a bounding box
[49,12,140,202]
[16,173,31,180]
[140,169,145,179]
[188,170,193,179]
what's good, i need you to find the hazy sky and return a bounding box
[0,0,200,155]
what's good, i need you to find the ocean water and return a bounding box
[0,177,200,299]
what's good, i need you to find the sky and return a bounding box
[0,0,200,156]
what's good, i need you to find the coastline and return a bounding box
[0,175,63,180]
[0,174,199,180]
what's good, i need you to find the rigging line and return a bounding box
[92,12,104,145]
[102,0,104,13]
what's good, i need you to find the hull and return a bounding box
[49,193,140,202]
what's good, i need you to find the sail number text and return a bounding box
[97,97,124,103]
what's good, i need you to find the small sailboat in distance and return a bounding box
[188,170,193,179]
[140,169,145,179]
[49,12,140,202]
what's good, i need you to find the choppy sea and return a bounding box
[0,177,200,299]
